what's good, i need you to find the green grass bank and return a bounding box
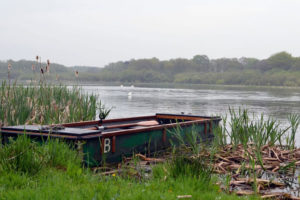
[0,136,258,200]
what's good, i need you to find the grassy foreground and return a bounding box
[0,137,257,200]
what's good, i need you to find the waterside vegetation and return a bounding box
[171,108,300,198]
[0,81,97,126]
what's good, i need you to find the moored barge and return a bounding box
[0,113,221,166]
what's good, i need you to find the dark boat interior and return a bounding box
[1,113,217,137]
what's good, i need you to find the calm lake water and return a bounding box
[82,85,300,144]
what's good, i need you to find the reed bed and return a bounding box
[0,81,98,126]
[166,108,300,199]
[0,80,97,177]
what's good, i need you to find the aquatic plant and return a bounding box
[0,81,107,126]
[286,113,300,149]
[226,107,292,148]
[98,100,112,120]
[212,115,227,147]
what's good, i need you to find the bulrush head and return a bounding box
[36,56,39,61]
[46,60,50,73]
[8,63,12,71]
[75,70,79,77]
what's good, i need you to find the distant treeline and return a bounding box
[1,51,300,86]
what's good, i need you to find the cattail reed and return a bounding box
[0,56,110,128]
[46,59,50,73]
[8,63,12,71]
[0,81,100,126]
[7,63,12,84]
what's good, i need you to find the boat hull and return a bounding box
[0,113,221,166]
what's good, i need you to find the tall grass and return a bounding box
[168,125,214,183]
[286,113,300,149]
[214,107,300,149]
[0,81,100,126]
[168,108,300,189]
[0,135,80,175]
[168,156,212,182]
[0,77,109,175]
[211,108,300,172]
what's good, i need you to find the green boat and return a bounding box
[0,113,221,166]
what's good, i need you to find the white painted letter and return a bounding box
[103,138,111,153]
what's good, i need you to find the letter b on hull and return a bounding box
[103,138,111,153]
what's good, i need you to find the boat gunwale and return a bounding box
[0,118,221,140]
[100,118,221,138]
[59,113,220,128]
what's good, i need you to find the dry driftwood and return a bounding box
[261,192,300,200]
[136,154,165,163]
[233,178,285,187]
[177,195,192,199]
[207,144,300,198]
[235,190,254,196]
[210,144,300,175]
[100,169,121,176]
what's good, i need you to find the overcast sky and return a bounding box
[0,0,299,67]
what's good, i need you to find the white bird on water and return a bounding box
[128,92,132,97]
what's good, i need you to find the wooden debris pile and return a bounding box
[236,191,300,200]
[207,143,300,199]
[230,178,287,197]
[208,144,300,174]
